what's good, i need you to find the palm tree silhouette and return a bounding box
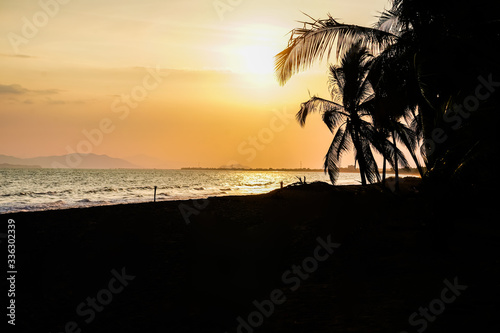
[368,51,423,190]
[296,42,408,185]
[275,0,500,187]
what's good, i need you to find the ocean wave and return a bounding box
[0,169,336,213]
[83,185,161,194]
[241,182,274,187]
[5,190,70,197]
[85,187,118,194]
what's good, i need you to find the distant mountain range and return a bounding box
[0,154,139,169]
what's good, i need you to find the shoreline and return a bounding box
[1,175,420,215]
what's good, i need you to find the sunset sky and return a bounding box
[1,0,389,169]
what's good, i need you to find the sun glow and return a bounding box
[239,45,276,74]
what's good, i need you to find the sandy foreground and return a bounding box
[2,178,499,333]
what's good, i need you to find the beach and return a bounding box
[3,0,499,331]
[3,178,498,333]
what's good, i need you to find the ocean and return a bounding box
[0,168,365,214]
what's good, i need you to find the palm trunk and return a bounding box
[396,124,426,179]
[392,129,400,192]
[357,152,367,185]
[409,150,425,178]
[352,128,367,186]
[382,157,387,184]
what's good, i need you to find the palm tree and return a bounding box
[368,48,424,189]
[275,0,500,188]
[369,0,499,186]
[274,8,420,187]
[297,42,408,185]
[373,115,418,191]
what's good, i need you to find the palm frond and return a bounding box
[335,124,353,160]
[411,113,423,141]
[393,143,411,169]
[322,110,346,132]
[392,120,417,149]
[296,96,346,127]
[374,8,404,35]
[328,64,345,102]
[354,64,375,107]
[357,97,376,118]
[336,42,375,109]
[360,120,390,157]
[275,13,398,85]
[324,125,350,184]
[356,80,375,109]
[420,141,429,166]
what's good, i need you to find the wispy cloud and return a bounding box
[46,99,66,105]
[36,88,62,95]
[46,98,87,105]
[0,84,61,95]
[0,53,36,59]
[0,84,28,94]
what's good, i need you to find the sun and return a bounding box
[239,45,276,75]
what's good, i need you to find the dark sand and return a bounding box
[3,178,499,332]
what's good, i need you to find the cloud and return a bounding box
[47,99,66,105]
[0,84,90,106]
[37,88,62,95]
[0,84,27,94]
[0,84,61,95]
[0,53,36,59]
[46,98,86,105]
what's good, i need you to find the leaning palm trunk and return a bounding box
[382,157,387,184]
[395,117,425,178]
[392,129,400,192]
[352,128,368,185]
[408,145,424,177]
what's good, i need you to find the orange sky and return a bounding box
[1,0,389,169]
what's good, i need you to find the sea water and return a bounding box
[0,168,363,214]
